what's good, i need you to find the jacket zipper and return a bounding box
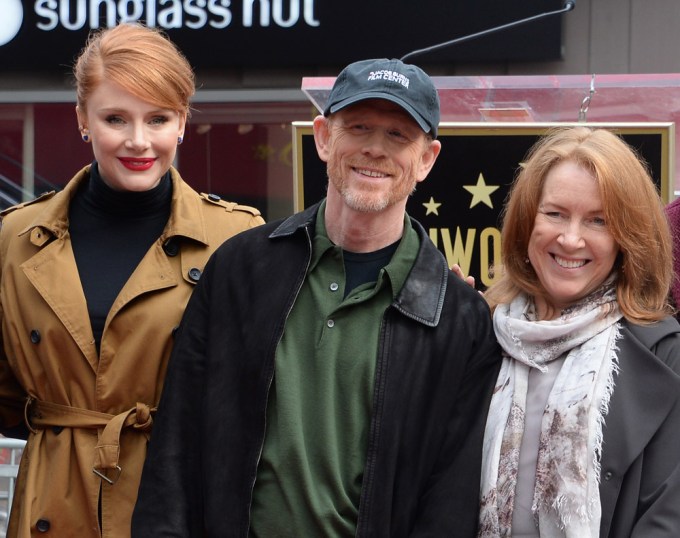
[355,308,391,537]
[243,224,314,536]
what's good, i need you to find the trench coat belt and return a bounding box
[24,397,155,485]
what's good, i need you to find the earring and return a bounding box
[524,257,530,264]
[82,134,89,142]
[177,136,183,145]
[79,126,89,142]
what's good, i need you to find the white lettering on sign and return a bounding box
[32,0,316,32]
[242,0,319,27]
[367,70,410,88]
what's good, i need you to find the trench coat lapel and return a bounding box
[20,235,98,369]
[12,170,99,369]
[106,168,208,320]
[107,242,178,321]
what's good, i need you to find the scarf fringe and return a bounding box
[544,325,622,534]
[480,283,622,538]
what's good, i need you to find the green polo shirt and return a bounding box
[249,202,419,537]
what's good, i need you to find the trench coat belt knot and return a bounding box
[24,397,156,485]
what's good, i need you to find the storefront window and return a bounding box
[0,105,28,206]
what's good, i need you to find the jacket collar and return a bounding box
[17,165,88,239]
[394,219,448,328]
[18,165,210,246]
[161,167,212,246]
[269,200,448,328]
[269,201,320,239]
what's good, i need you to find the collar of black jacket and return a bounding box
[268,200,448,327]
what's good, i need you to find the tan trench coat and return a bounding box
[0,165,264,537]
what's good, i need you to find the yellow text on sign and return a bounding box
[429,227,502,287]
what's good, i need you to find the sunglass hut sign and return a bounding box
[1,0,318,44]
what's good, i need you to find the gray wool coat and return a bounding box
[600,316,680,537]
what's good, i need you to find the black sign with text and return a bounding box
[1,0,564,73]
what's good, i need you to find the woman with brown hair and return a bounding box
[478,127,680,537]
[0,24,263,537]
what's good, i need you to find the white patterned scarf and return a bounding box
[478,280,622,538]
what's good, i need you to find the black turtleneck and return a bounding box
[69,163,172,352]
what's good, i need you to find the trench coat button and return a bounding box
[329,282,339,292]
[188,268,202,282]
[36,518,50,532]
[163,238,179,257]
[603,471,613,481]
[207,193,221,202]
[30,330,41,344]
[327,319,335,328]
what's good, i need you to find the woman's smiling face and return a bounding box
[76,79,185,192]
[528,159,620,318]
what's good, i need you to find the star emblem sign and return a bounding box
[422,196,442,216]
[463,173,500,209]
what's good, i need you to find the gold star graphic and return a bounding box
[463,173,500,209]
[422,196,442,216]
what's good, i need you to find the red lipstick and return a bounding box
[118,157,156,171]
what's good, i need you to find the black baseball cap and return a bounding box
[323,58,440,138]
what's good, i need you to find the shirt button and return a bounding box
[603,471,613,481]
[329,282,339,292]
[327,319,335,328]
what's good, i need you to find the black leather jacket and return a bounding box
[132,201,502,537]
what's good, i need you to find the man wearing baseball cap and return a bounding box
[133,58,501,537]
